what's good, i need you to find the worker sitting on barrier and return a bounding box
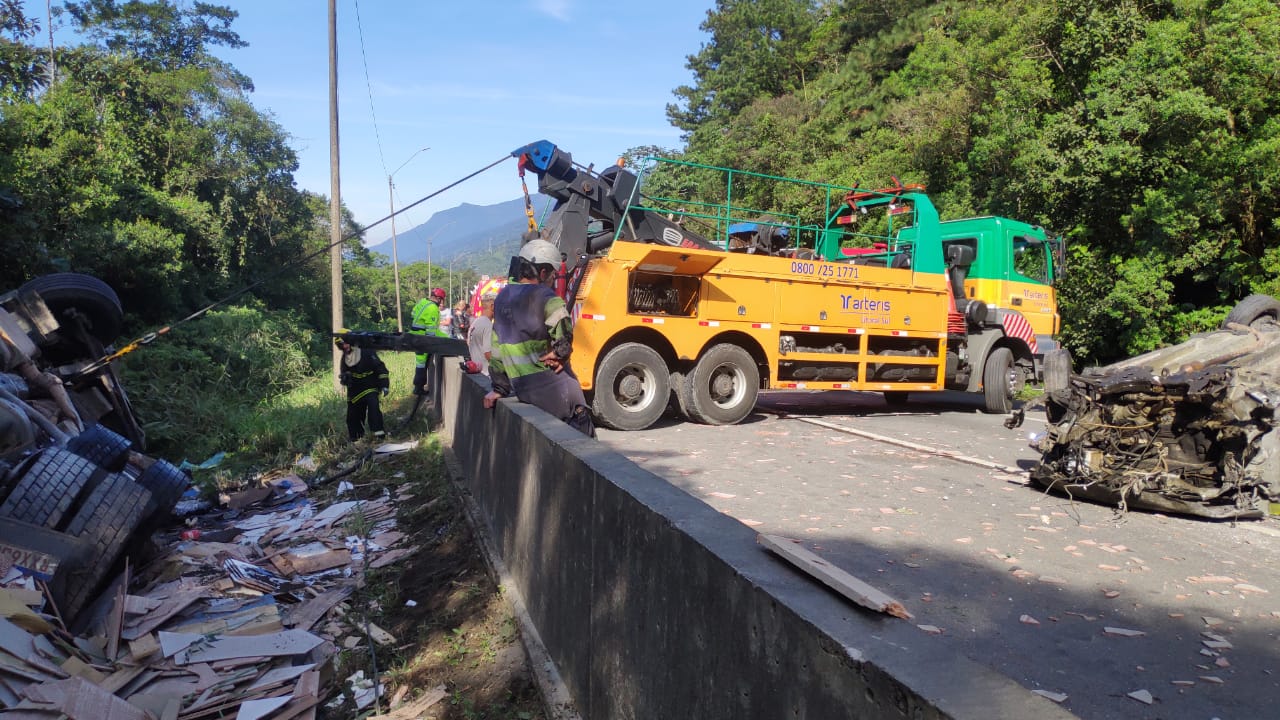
[482,238,595,437]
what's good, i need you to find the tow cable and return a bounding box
[69,153,515,380]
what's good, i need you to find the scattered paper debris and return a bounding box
[917,624,943,635]
[1127,689,1154,704]
[1032,689,1067,703]
[1104,627,1146,637]
[1020,615,1040,626]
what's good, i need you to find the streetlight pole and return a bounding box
[388,146,430,332]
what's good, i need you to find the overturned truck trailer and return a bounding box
[1028,294,1280,519]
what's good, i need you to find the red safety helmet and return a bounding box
[430,288,446,301]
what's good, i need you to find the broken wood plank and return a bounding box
[0,591,54,635]
[758,534,913,619]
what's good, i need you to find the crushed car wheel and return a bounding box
[65,424,132,472]
[1222,294,1280,330]
[686,343,759,426]
[592,343,670,431]
[18,272,124,346]
[59,472,150,620]
[982,347,1014,414]
[0,449,100,528]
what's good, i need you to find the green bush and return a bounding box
[120,302,324,461]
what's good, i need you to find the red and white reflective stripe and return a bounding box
[847,328,865,334]
[1001,311,1039,354]
[830,383,849,389]
[891,330,910,337]
[698,320,720,327]
[579,313,605,321]
[751,323,772,329]
[781,382,807,388]
[799,325,823,332]
[641,317,665,325]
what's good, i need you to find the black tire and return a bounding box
[883,391,910,406]
[136,459,190,521]
[982,347,1015,414]
[592,343,671,431]
[59,472,150,620]
[0,449,100,528]
[1222,294,1280,329]
[686,344,759,426]
[18,273,124,345]
[669,367,694,419]
[65,424,133,472]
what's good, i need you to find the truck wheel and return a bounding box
[982,347,1014,414]
[668,367,694,419]
[65,424,133,472]
[136,459,190,522]
[18,272,124,346]
[686,344,759,426]
[592,343,670,431]
[0,449,99,528]
[59,472,150,620]
[1222,294,1280,329]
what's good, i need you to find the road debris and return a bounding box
[1023,301,1280,518]
[1103,627,1147,637]
[1032,689,1068,703]
[1127,689,1154,704]
[0,460,418,718]
[757,534,912,619]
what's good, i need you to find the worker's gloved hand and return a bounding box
[464,360,480,374]
[339,372,350,385]
[381,388,389,396]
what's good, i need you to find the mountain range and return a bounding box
[366,195,555,275]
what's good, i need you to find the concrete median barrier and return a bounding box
[438,361,1076,719]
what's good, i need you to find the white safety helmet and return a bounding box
[518,238,560,268]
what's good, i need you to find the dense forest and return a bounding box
[2,0,1278,453]
[665,0,1280,362]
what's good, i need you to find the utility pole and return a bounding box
[45,0,56,84]
[388,147,430,332]
[328,0,343,391]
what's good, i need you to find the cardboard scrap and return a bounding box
[22,675,149,719]
[175,629,324,665]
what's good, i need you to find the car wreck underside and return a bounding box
[1025,310,1280,519]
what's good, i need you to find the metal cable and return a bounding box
[70,154,515,379]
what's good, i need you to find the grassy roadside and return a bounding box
[188,352,546,719]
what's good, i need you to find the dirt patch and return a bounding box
[318,440,546,719]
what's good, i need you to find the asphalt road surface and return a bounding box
[597,390,1280,720]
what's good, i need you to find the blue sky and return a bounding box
[48,0,716,244]
[28,1,715,243]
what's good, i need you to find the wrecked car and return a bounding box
[0,273,188,621]
[1024,294,1280,519]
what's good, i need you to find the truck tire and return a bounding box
[18,272,124,346]
[0,449,99,528]
[982,347,1014,414]
[136,459,190,522]
[668,367,694,419]
[65,424,133,472]
[883,391,910,406]
[685,344,759,426]
[592,343,671,431]
[59,472,150,620]
[1222,294,1280,329]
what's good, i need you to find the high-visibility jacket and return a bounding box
[409,298,448,364]
[489,282,573,390]
[340,348,389,404]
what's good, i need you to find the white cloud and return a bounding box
[533,0,572,22]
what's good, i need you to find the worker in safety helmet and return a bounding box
[408,287,449,395]
[483,237,594,437]
[335,332,390,441]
